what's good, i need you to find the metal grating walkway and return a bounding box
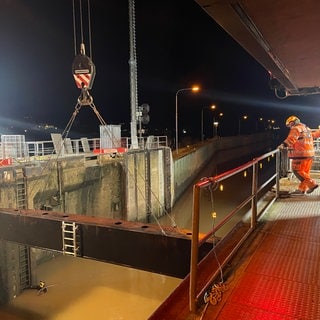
[205,180,320,319]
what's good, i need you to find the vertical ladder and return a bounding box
[16,168,27,209]
[62,221,79,256]
[19,245,31,290]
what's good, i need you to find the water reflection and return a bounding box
[157,152,277,238]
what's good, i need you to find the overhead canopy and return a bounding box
[194,0,320,98]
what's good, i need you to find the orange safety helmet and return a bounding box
[285,115,300,127]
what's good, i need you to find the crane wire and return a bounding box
[87,0,93,59]
[72,0,77,55]
[73,0,92,55]
[79,0,84,44]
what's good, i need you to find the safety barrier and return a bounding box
[0,136,168,163]
[189,149,281,312]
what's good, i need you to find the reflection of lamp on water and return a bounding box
[175,86,200,153]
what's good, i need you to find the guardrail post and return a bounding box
[188,149,279,316]
[275,150,280,197]
[189,184,201,313]
[251,161,258,228]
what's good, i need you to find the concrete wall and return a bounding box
[0,241,20,303]
[0,155,126,219]
[124,147,173,222]
[173,132,274,201]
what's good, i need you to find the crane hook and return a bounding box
[72,43,96,91]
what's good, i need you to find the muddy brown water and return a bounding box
[0,255,181,320]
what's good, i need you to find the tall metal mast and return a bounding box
[128,0,139,149]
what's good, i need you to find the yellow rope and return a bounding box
[204,282,229,306]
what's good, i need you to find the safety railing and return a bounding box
[0,136,168,160]
[25,138,100,157]
[189,149,281,312]
[125,135,168,149]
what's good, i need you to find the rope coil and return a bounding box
[204,282,229,306]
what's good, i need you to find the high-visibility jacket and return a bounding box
[283,123,314,158]
[312,128,320,139]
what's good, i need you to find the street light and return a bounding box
[213,121,219,138]
[267,119,275,130]
[238,115,248,135]
[201,105,216,141]
[256,117,263,132]
[175,86,200,153]
[212,112,223,138]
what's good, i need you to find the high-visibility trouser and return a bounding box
[291,158,317,191]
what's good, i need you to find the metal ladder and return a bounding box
[62,221,79,256]
[16,168,27,209]
[19,245,31,290]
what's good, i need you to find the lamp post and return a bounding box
[213,121,219,138]
[175,86,199,153]
[238,115,248,135]
[201,105,216,141]
[256,117,263,132]
[267,119,275,130]
[212,112,223,138]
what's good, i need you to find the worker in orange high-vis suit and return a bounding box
[279,115,320,195]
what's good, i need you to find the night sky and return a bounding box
[1,0,320,140]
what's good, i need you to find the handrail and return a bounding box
[189,149,281,313]
[0,136,168,159]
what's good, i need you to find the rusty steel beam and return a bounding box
[0,209,211,278]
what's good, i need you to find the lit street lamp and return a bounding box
[238,115,248,135]
[268,119,275,130]
[201,105,216,141]
[212,112,223,138]
[256,117,263,132]
[175,86,200,153]
[213,121,219,138]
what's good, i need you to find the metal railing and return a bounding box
[25,138,101,157]
[125,135,168,149]
[0,136,168,160]
[189,149,281,312]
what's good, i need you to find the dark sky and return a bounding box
[1,0,320,139]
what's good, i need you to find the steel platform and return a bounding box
[198,177,320,319]
[149,174,320,319]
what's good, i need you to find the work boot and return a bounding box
[307,184,319,194]
[290,189,305,196]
